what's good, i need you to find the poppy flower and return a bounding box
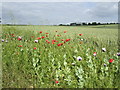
[52,40,56,42]
[77,56,82,61]
[33,47,37,50]
[41,36,45,38]
[93,52,97,56]
[55,40,58,42]
[57,43,63,46]
[17,36,22,41]
[31,36,34,38]
[46,33,49,34]
[104,63,107,66]
[61,39,64,41]
[18,38,21,41]
[79,34,83,36]
[47,41,50,44]
[46,40,50,44]
[37,37,41,40]
[102,48,106,52]
[46,40,49,42]
[1,39,4,42]
[11,34,15,37]
[117,52,120,56]
[18,45,22,47]
[109,59,114,63]
[52,42,55,44]
[55,81,59,84]
[40,31,42,33]
[34,40,38,43]
[65,39,70,42]
[64,31,67,33]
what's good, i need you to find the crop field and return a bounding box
[1,24,120,88]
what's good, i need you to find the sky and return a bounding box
[2,2,118,25]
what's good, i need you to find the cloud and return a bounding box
[84,2,118,22]
[86,3,118,17]
[2,2,118,25]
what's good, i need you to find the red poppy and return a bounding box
[109,59,114,63]
[46,40,49,42]
[65,39,70,42]
[94,52,97,54]
[61,39,64,41]
[46,33,49,34]
[64,31,67,33]
[18,45,22,47]
[46,40,50,44]
[52,40,56,42]
[41,36,45,38]
[40,31,42,33]
[57,43,63,46]
[47,41,50,44]
[17,38,22,41]
[52,42,54,44]
[31,36,34,38]
[34,47,37,50]
[37,37,41,40]
[79,34,83,36]
[11,34,15,37]
[55,81,59,84]
[93,52,97,56]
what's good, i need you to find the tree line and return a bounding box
[59,22,118,26]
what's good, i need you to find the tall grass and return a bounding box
[2,25,119,88]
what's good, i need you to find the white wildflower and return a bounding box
[72,63,75,65]
[1,39,4,42]
[34,40,38,43]
[93,52,97,56]
[74,49,78,53]
[102,48,106,52]
[77,56,82,61]
[5,40,8,43]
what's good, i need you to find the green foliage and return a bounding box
[2,25,119,88]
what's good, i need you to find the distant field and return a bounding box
[2,24,119,88]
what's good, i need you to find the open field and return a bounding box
[1,24,120,88]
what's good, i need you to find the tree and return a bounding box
[70,23,76,26]
[98,22,101,25]
[82,22,87,25]
[92,22,97,25]
[88,23,91,25]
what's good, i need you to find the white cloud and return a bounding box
[2,2,118,25]
[85,2,118,21]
